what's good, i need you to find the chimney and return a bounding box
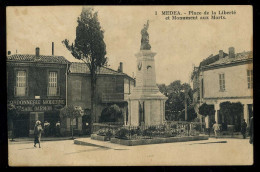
[229,47,235,58]
[36,47,40,57]
[219,50,224,59]
[8,51,11,55]
[52,42,54,56]
[120,62,123,73]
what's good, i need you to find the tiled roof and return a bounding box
[205,51,252,67]
[69,62,133,78]
[199,53,229,67]
[7,54,70,64]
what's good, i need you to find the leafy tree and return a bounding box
[231,102,243,131]
[219,101,233,125]
[199,103,215,117]
[158,80,193,121]
[178,105,197,121]
[62,7,107,133]
[7,103,21,141]
[59,105,84,139]
[99,104,122,123]
[157,84,167,96]
[199,103,215,128]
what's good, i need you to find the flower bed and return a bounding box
[92,121,205,141]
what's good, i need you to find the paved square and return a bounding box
[8,138,253,166]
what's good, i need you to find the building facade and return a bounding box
[63,62,135,135]
[191,47,253,128]
[7,48,69,137]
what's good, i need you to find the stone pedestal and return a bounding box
[127,50,167,126]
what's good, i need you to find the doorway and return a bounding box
[44,112,60,136]
[14,113,29,137]
[29,112,44,135]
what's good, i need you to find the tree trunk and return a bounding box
[71,118,74,139]
[90,71,97,134]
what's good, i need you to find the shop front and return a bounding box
[8,99,65,137]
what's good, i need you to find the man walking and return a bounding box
[213,121,220,139]
[34,120,43,148]
[241,119,247,139]
[249,117,253,144]
[44,121,50,137]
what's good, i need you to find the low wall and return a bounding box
[91,134,110,141]
[110,135,208,146]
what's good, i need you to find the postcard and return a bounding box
[7,5,253,166]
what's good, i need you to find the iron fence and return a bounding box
[92,121,206,140]
[92,122,124,138]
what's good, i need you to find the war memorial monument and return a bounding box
[127,20,168,126]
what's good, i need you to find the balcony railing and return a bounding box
[14,86,28,97]
[102,93,130,103]
[47,86,60,97]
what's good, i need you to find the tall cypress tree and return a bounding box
[63,7,107,132]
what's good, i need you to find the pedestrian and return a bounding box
[34,120,43,148]
[213,121,220,139]
[44,121,50,137]
[55,121,61,137]
[208,121,213,136]
[241,119,247,139]
[249,116,253,144]
[186,123,191,136]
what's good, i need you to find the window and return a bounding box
[201,79,204,98]
[247,70,253,89]
[219,73,225,91]
[48,71,58,96]
[115,77,123,93]
[124,78,130,94]
[72,80,82,101]
[16,70,26,96]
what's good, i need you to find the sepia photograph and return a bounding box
[6,5,253,166]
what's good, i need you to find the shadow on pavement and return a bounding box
[18,147,39,150]
[64,147,110,155]
[189,141,227,145]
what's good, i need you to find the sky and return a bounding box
[7,6,252,85]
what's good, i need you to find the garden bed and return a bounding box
[91,134,110,141]
[110,135,208,146]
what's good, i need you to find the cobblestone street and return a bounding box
[8,138,253,166]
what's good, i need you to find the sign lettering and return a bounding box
[8,99,65,105]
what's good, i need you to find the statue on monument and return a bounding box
[140,20,151,50]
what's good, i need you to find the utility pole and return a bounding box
[185,91,188,121]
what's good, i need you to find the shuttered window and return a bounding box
[16,70,26,96]
[219,73,225,91]
[247,70,253,89]
[48,71,58,96]
[49,72,57,87]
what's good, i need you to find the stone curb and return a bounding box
[74,139,111,149]
[110,135,209,146]
[8,137,89,144]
